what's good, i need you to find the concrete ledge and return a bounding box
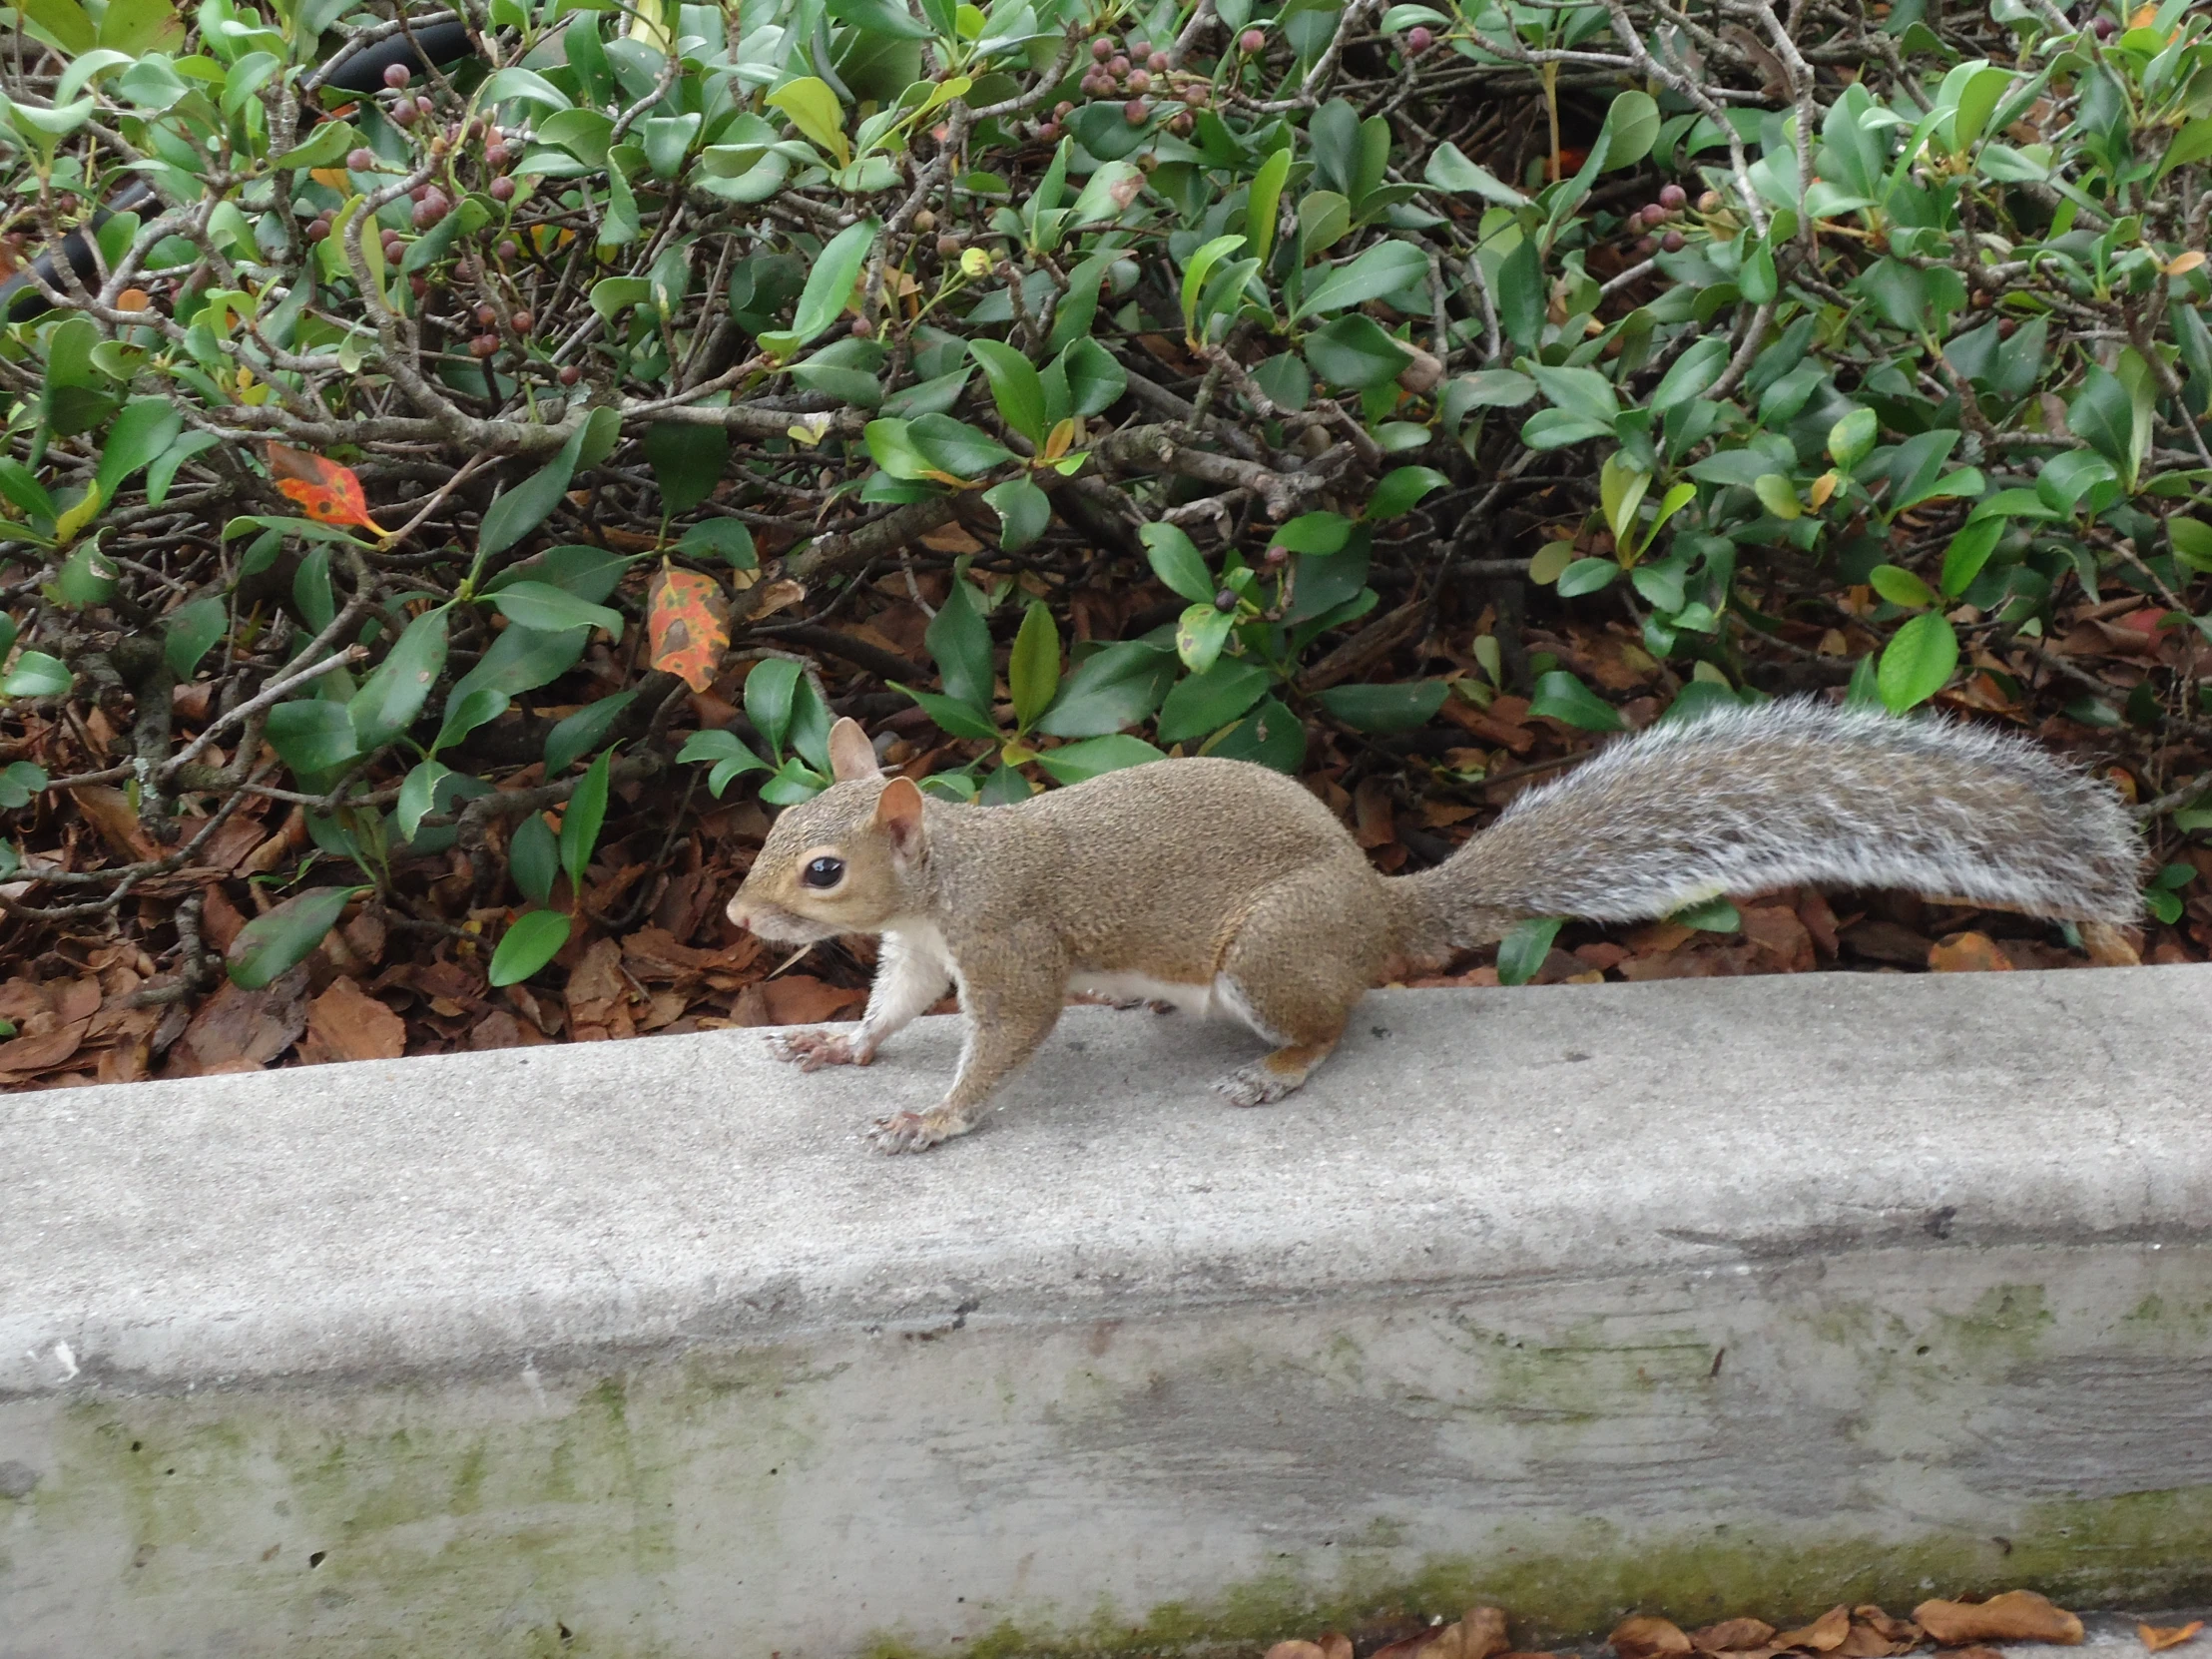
[5,966,2212,1656]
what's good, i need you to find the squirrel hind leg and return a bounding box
[1208,872,1381,1107]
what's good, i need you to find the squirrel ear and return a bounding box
[874,776,926,856]
[828,717,880,783]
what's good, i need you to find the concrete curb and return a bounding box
[4,965,2211,1656]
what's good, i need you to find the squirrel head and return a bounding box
[726,718,929,943]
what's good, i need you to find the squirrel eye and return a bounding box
[802,855,845,889]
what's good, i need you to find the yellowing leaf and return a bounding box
[647,565,731,692]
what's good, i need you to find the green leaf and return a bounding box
[1034,734,1165,785]
[1316,680,1448,733]
[1673,895,1741,932]
[1495,916,1562,986]
[1270,511,1352,554]
[489,909,573,987]
[489,581,624,640]
[1421,142,1526,205]
[94,398,184,500]
[437,624,590,752]
[745,658,802,756]
[923,580,994,709]
[1600,453,1651,544]
[1366,466,1447,521]
[1175,604,1236,674]
[1303,313,1412,390]
[1035,642,1176,738]
[1008,601,1060,732]
[265,699,358,776]
[784,218,877,349]
[477,414,611,561]
[1557,557,1620,598]
[349,607,450,752]
[1527,669,1624,731]
[560,749,612,890]
[1141,522,1215,605]
[894,685,1002,741]
[1180,233,1247,338]
[1530,364,1621,429]
[643,420,731,515]
[968,338,1047,443]
[1495,237,1544,350]
[2068,365,2137,478]
[54,541,118,607]
[1157,657,1271,743]
[982,476,1050,551]
[396,759,453,843]
[163,596,227,680]
[0,760,50,810]
[510,812,559,905]
[1869,563,1937,608]
[1247,147,1294,268]
[907,414,1013,477]
[545,690,639,777]
[2170,515,2212,575]
[228,885,367,989]
[1939,517,2005,596]
[1753,474,1803,521]
[676,519,758,568]
[1597,90,1660,171]
[1877,612,1958,713]
[766,77,849,167]
[1293,241,1430,321]
[1059,336,1126,417]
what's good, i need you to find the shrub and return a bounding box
[0,0,2207,1017]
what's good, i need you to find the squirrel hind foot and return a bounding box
[867,1107,969,1152]
[1213,1039,1340,1108]
[768,1029,871,1070]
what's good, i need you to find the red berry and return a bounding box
[1124,98,1149,124]
[2092,13,2115,35]
[1405,24,1432,51]
[1659,183,1687,210]
[383,62,410,90]
[415,95,435,115]
[469,333,498,357]
[1037,123,1061,142]
[1108,54,1130,75]
[511,309,534,333]
[484,143,511,170]
[1167,111,1192,137]
[496,238,521,261]
[408,273,428,297]
[1263,545,1289,567]
[1092,37,1112,59]
[453,258,479,280]
[1182,84,1207,106]
[1635,236,1657,257]
[850,315,873,337]
[1240,27,1265,52]
[1054,100,1073,117]
[476,303,498,326]
[489,176,516,202]
[1127,69,1151,93]
[936,234,961,258]
[390,101,417,127]
[306,218,331,242]
[558,363,582,385]
[381,236,405,263]
[1148,50,1169,72]
[1661,230,1686,252]
[346,146,376,172]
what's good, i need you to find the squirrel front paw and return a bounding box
[1213,1063,1300,1108]
[767,1029,873,1071]
[867,1109,966,1153]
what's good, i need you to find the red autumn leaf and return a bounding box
[648,564,731,693]
[264,441,384,532]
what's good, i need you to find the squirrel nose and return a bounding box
[726,894,752,931]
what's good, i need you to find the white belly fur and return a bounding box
[1065,970,1224,1018]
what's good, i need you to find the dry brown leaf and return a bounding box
[1855,1609,1922,1646]
[299,977,406,1064]
[2140,1623,2204,1653]
[1929,930,2012,972]
[1777,1607,1853,1652]
[1834,1622,1901,1658]
[1613,1617,1695,1659]
[170,967,308,1073]
[1265,1644,1328,1659]
[70,786,161,861]
[0,1018,91,1077]
[757,974,867,1026]
[1451,1606,1510,1659]
[2081,920,2143,965]
[1695,1621,1777,1654]
[1320,1635,1354,1659]
[1913,1592,2082,1647]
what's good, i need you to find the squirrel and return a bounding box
[726,700,2141,1153]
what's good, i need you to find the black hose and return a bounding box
[0,17,482,323]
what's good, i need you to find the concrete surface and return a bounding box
[3,964,2211,1657]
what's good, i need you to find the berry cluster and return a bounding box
[1062,31,1218,137]
[1627,183,1690,256]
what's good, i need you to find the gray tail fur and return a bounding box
[1404,699,2142,949]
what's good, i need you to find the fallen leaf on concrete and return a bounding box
[297,977,406,1065]
[2140,1625,2203,1653]
[1777,1608,1852,1652]
[1856,1609,1924,1647]
[1696,1621,1778,1653]
[1438,1606,1510,1659]
[1265,1643,1327,1659]
[1613,1617,1695,1659]
[170,966,309,1073]
[0,1018,91,1079]
[1913,1592,2082,1647]
[1929,931,2012,972]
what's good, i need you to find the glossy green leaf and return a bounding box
[489,909,573,987]
[1034,734,1165,785]
[1008,601,1060,732]
[228,885,367,989]
[1877,612,1958,713]
[1035,643,1176,738]
[1141,522,1215,605]
[559,748,612,889]
[349,607,449,751]
[1527,669,1624,731]
[1495,916,1562,986]
[545,691,639,777]
[1316,680,1448,733]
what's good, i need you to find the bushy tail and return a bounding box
[1403,699,2142,949]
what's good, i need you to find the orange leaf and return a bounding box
[115,287,151,312]
[648,565,731,693]
[264,442,384,532]
[2141,1625,2203,1654]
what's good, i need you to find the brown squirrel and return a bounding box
[727,700,2141,1152]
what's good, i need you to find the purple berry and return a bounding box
[1127,69,1151,93]
[1659,183,1687,210]
[1405,25,1432,52]
[1092,37,1112,59]
[1124,98,1149,124]
[383,62,411,90]
[1661,230,1686,253]
[489,176,516,202]
[558,363,582,385]
[346,146,376,172]
[1240,27,1265,52]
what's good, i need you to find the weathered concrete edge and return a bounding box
[5,963,2211,1397]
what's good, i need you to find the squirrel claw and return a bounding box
[1213,1064,1296,1108]
[867,1110,946,1153]
[768,1029,871,1071]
